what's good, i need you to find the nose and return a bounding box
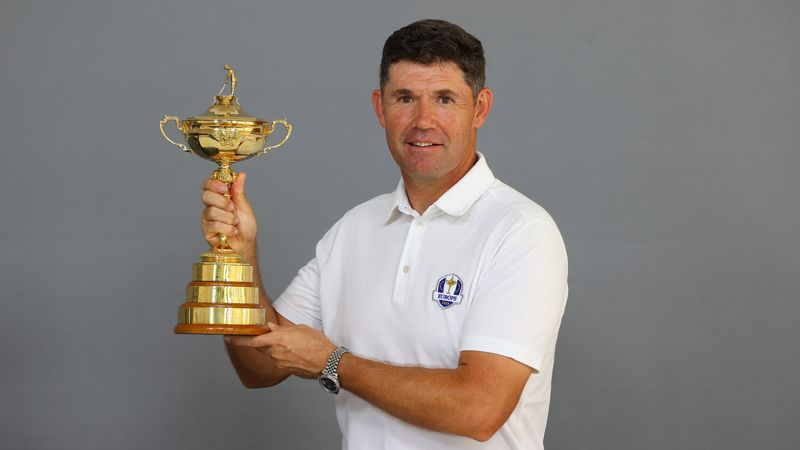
[413,100,435,130]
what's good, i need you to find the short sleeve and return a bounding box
[273,256,323,330]
[459,219,568,372]
[273,214,347,331]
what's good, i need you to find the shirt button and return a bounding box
[403,265,410,273]
[416,221,424,228]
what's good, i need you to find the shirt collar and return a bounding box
[390,178,415,219]
[387,152,495,221]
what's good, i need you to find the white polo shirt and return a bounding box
[274,154,568,450]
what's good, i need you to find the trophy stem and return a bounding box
[210,160,237,251]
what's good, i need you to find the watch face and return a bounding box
[319,376,338,393]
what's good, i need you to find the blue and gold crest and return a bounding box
[432,274,464,309]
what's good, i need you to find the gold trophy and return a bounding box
[159,65,292,335]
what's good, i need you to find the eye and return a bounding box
[398,96,413,104]
[438,96,453,105]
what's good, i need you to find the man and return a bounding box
[200,19,568,450]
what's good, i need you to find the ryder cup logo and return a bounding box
[432,274,464,309]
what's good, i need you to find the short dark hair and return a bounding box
[379,19,486,99]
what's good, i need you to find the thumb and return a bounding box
[267,321,282,332]
[230,172,253,213]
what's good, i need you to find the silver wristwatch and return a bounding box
[318,346,350,394]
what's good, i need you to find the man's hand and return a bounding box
[200,172,258,262]
[226,322,337,379]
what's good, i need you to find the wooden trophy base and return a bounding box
[174,324,268,335]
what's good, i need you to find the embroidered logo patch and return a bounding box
[432,274,464,309]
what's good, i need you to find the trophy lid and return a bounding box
[184,65,265,125]
[186,95,263,123]
[159,64,292,168]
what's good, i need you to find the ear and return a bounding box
[472,87,494,129]
[372,89,387,128]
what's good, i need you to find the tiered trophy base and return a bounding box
[174,247,267,335]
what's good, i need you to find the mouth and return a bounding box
[406,141,442,149]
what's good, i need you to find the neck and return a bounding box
[403,153,479,215]
[404,181,447,215]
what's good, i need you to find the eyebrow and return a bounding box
[434,89,459,98]
[388,88,412,96]
[388,88,461,98]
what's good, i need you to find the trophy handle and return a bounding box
[260,119,293,155]
[160,115,192,153]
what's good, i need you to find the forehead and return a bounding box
[384,60,470,91]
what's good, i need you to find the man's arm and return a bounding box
[200,173,292,388]
[337,350,532,442]
[223,279,294,388]
[228,324,533,442]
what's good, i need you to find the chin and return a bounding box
[404,166,449,182]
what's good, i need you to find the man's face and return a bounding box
[372,60,492,188]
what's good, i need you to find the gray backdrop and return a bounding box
[1,0,798,449]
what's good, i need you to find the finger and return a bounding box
[227,334,276,350]
[225,335,255,346]
[230,172,254,214]
[201,189,235,211]
[202,206,239,225]
[231,172,246,196]
[267,321,281,332]
[255,330,279,347]
[202,178,229,195]
[202,219,239,237]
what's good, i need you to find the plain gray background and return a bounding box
[1,0,798,449]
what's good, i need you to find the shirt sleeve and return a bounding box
[459,218,568,372]
[272,255,323,330]
[272,215,346,331]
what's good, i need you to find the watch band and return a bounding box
[319,346,349,394]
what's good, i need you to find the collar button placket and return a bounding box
[391,216,424,304]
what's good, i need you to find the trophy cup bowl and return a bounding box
[160,65,292,335]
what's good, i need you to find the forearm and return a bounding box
[245,244,274,313]
[224,244,290,388]
[224,295,289,388]
[337,353,519,441]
